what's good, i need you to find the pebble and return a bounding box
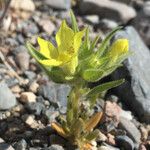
[38,19,55,35]
[38,82,57,106]
[0,81,17,110]
[10,0,35,12]
[20,92,36,103]
[45,0,71,10]
[116,135,134,150]
[25,102,45,116]
[44,109,59,123]
[29,81,39,93]
[79,0,136,23]
[24,115,39,128]
[24,71,36,80]
[15,139,27,150]
[119,117,141,143]
[46,144,64,150]
[15,47,30,71]
[17,21,39,37]
[84,15,99,24]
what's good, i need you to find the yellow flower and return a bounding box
[37,20,85,75]
[108,39,129,63]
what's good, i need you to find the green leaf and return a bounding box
[82,68,104,82]
[90,35,100,51]
[66,109,74,126]
[71,118,85,137]
[102,64,121,78]
[26,41,47,61]
[97,26,123,57]
[70,10,79,32]
[49,67,66,83]
[87,79,125,98]
[85,129,100,141]
[79,27,91,60]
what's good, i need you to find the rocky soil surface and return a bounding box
[0,0,150,150]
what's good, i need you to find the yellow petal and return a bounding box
[39,59,62,66]
[56,20,74,51]
[62,56,78,75]
[109,39,129,56]
[58,52,71,63]
[37,37,58,59]
[73,29,85,53]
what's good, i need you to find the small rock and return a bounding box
[116,135,134,150]
[79,0,136,23]
[5,78,19,87]
[10,0,35,12]
[5,38,19,47]
[38,82,57,106]
[38,19,55,35]
[15,46,30,71]
[25,102,44,116]
[17,21,39,37]
[29,81,39,93]
[16,34,25,44]
[119,117,141,143]
[24,115,39,128]
[143,1,150,17]
[98,144,119,150]
[47,144,64,150]
[11,85,22,94]
[15,139,27,150]
[97,19,118,30]
[44,109,59,123]
[104,101,122,124]
[0,81,17,110]
[24,71,36,80]
[84,15,99,24]
[0,138,14,150]
[20,92,36,103]
[45,0,71,10]
[56,84,70,107]
[120,110,133,120]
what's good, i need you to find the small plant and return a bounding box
[26,10,130,150]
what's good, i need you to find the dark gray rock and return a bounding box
[25,102,45,116]
[0,81,17,110]
[5,78,19,87]
[38,82,70,107]
[17,21,39,37]
[24,71,36,80]
[111,26,150,123]
[56,84,70,107]
[45,0,71,10]
[15,139,27,150]
[0,138,14,150]
[79,0,136,23]
[44,108,59,122]
[119,117,141,143]
[38,82,57,106]
[5,38,19,47]
[116,135,134,150]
